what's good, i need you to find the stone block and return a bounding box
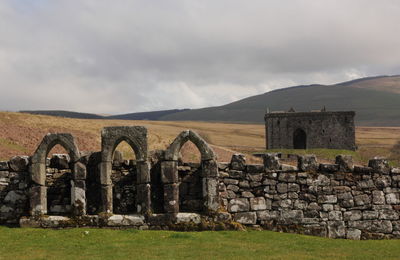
[224,178,239,185]
[328,211,343,221]
[327,221,346,239]
[203,177,219,212]
[343,210,362,221]
[354,194,371,206]
[241,191,254,198]
[349,220,392,233]
[277,183,288,193]
[228,198,249,212]
[346,228,361,240]
[288,183,300,192]
[101,185,113,213]
[281,210,303,219]
[250,197,267,211]
[30,163,45,186]
[99,161,112,185]
[247,173,263,182]
[49,154,70,169]
[230,154,246,171]
[319,164,339,173]
[257,210,279,221]
[362,211,379,220]
[29,185,47,215]
[368,158,390,174]
[73,162,87,180]
[0,161,9,171]
[385,193,399,204]
[379,210,399,220]
[234,212,257,224]
[175,213,201,224]
[201,159,219,178]
[161,161,178,184]
[335,155,354,172]
[72,180,86,215]
[164,183,179,213]
[372,190,385,205]
[137,161,150,184]
[297,155,318,172]
[4,190,25,204]
[137,183,151,213]
[263,153,281,171]
[9,156,29,172]
[246,164,264,173]
[318,195,337,204]
[278,172,296,182]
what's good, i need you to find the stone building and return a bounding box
[264,109,356,150]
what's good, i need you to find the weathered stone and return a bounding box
[246,164,264,173]
[318,195,337,204]
[161,161,178,184]
[201,159,218,178]
[319,164,339,173]
[353,166,373,174]
[263,153,281,171]
[257,210,279,220]
[136,161,150,184]
[368,158,390,174]
[247,173,263,182]
[101,185,113,213]
[49,154,70,169]
[203,177,219,212]
[29,185,47,215]
[327,221,346,238]
[230,154,246,171]
[298,155,318,172]
[363,211,379,220]
[228,198,249,212]
[322,204,333,212]
[281,164,298,172]
[278,172,296,183]
[9,156,29,172]
[288,183,300,192]
[379,210,399,220]
[385,193,399,204]
[250,197,267,211]
[0,161,9,171]
[99,161,112,185]
[241,191,254,198]
[343,210,362,221]
[224,178,239,185]
[328,211,342,221]
[349,220,392,233]
[234,212,257,224]
[335,155,354,172]
[72,180,86,215]
[354,194,371,206]
[277,183,288,193]
[217,162,229,171]
[372,191,385,205]
[346,228,361,240]
[73,162,87,180]
[4,190,25,204]
[226,185,239,192]
[281,210,303,219]
[164,183,179,213]
[175,213,201,224]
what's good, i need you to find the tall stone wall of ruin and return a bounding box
[1,127,400,240]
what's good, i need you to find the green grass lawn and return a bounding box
[1,227,400,259]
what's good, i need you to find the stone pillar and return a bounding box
[100,161,112,213]
[72,162,87,216]
[201,159,220,213]
[161,161,179,213]
[137,161,151,214]
[29,185,47,215]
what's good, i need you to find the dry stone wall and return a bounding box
[1,126,400,240]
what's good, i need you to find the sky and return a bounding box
[0,0,399,114]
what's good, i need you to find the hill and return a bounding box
[107,109,189,120]
[160,75,400,126]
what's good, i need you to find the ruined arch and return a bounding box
[162,130,219,214]
[29,133,86,216]
[100,126,150,214]
[293,128,307,149]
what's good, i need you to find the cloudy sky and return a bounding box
[0,0,399,114]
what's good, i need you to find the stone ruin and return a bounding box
[1,126,400,240]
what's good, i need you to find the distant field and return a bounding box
[0,227,400,260]
[0,111,400,165]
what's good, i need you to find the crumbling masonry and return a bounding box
[1,126,400,240]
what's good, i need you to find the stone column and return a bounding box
[136,160,151,214]
[161,161,179,213]
[100,161,113,213]
[201,159,219,213]
[72,162,87,216]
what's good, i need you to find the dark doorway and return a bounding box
[293,128,307,149]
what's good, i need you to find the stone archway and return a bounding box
[293,128,307,149]
[29,133,86,216]
[162,130,219,215]
[100,126,150,214]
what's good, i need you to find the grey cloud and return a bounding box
[0,0,399,113]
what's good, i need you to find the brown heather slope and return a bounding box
[0,111,400,165]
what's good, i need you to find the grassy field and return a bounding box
[1,111,400,165]
[0,227,399,259]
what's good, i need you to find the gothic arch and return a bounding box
[162,130,219,215]
[100,126,150,214]
[29,133,86,216]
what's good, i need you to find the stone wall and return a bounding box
[1,127,400,240]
